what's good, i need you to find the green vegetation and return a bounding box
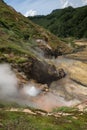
[0,102,21,109]
[53,106,78,113]
[0,0,71,58]
[0,1,87,129]
[29,6,87,39]
[0,103,87,130]
[0,108,87,130]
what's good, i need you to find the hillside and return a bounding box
[0,1,87,129]
[0,0,72,84]
[0,0,71,56]
[29,6,87,39]
[0,0,87,109]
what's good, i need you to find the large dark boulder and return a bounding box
[14,57,66,84]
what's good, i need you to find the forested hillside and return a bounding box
[29,6,87,39]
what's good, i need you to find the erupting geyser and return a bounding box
[24,85,41,97]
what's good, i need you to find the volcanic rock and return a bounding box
[13,57,66,84]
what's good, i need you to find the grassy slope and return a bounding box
[0,108,87,130]
[0,0,71,59]
[0,98,87,130]
[29,6,87,39]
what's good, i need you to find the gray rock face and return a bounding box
[30,60,65,84]
[14,58,66,84]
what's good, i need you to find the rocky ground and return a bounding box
[9,49,87,112]
[0,39,86,112]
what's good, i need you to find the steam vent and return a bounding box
[0,0,87,129]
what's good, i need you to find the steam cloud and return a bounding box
[0,64,18,101]
[0,63,82,110]
[24,85,41,97]
[0,64,41,105]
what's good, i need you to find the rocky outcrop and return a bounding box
[13,57,66,85]
[35,39,60,58]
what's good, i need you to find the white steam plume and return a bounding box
[24,85,41,97]
[0,63,41,107]
[0,64,18,101]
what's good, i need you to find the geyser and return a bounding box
[24,85,41,97]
